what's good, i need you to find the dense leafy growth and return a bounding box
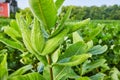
[0,0,120,80]
[62,5,120,20]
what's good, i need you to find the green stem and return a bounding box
[47,55,53,80]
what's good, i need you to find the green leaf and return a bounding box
[88,45,108,55]
[8,72,46,80]
[4,26,21,41]
[0,53,8,80]
[73,31,83,43]
[42,28,69,56]
[9,65,33,78]
[29,0,57,29]
[81,59,106,75]
[65,18,90,33]
[55,0,65,10]
[0,38,25,52]
[50,7,72,38]
[90,73,105,80]
[59,41,87,60]
[53,66,78,80]
[51,47,60,63]
[56,54,92,66]
[31,18,45,53]
[86,40,93,50]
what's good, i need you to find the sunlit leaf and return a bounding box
[0,53,8,80]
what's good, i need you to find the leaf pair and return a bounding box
[0,20,25,52]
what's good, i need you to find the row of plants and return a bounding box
[0,0,120,80]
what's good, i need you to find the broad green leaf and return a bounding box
[53,66,78,80]
[0,38,25,52]
[0,53,8,80]
[4,26,21,41]
[81,59,106,75]
[59,41,87,60]
[65,18,90,33]
[9,65,33,78]
[73,31,83,43]
[29,0,57,29]
[42,28,69,56]
[88,45,107,55]
[31,18,45,53]
[55,0,65,10]
[90,73,105,80]
[110,67,120,80]
[51,47,60,63]
[50,7,72,38]
[56,54,92,66]
[8,72,46,80]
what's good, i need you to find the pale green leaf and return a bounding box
[0,38,25,52]
[0,53,8,80]
[42,28,69,56]
[88,45,108,55]
[56,54,92,66]
[4,26,21,41]
[73,31,83,43]
[51,47,60,63]
[59,41,87,60]
[86,40,93,50]
[29,0,57,29]
[16,13,35,54]
[31,18,45,53]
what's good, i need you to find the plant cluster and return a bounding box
[1,0,119,80]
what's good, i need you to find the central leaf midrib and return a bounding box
[38,0,49,28]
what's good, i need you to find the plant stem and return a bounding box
[47,55,53,80]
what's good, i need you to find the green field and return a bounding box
[0,18,120,80]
